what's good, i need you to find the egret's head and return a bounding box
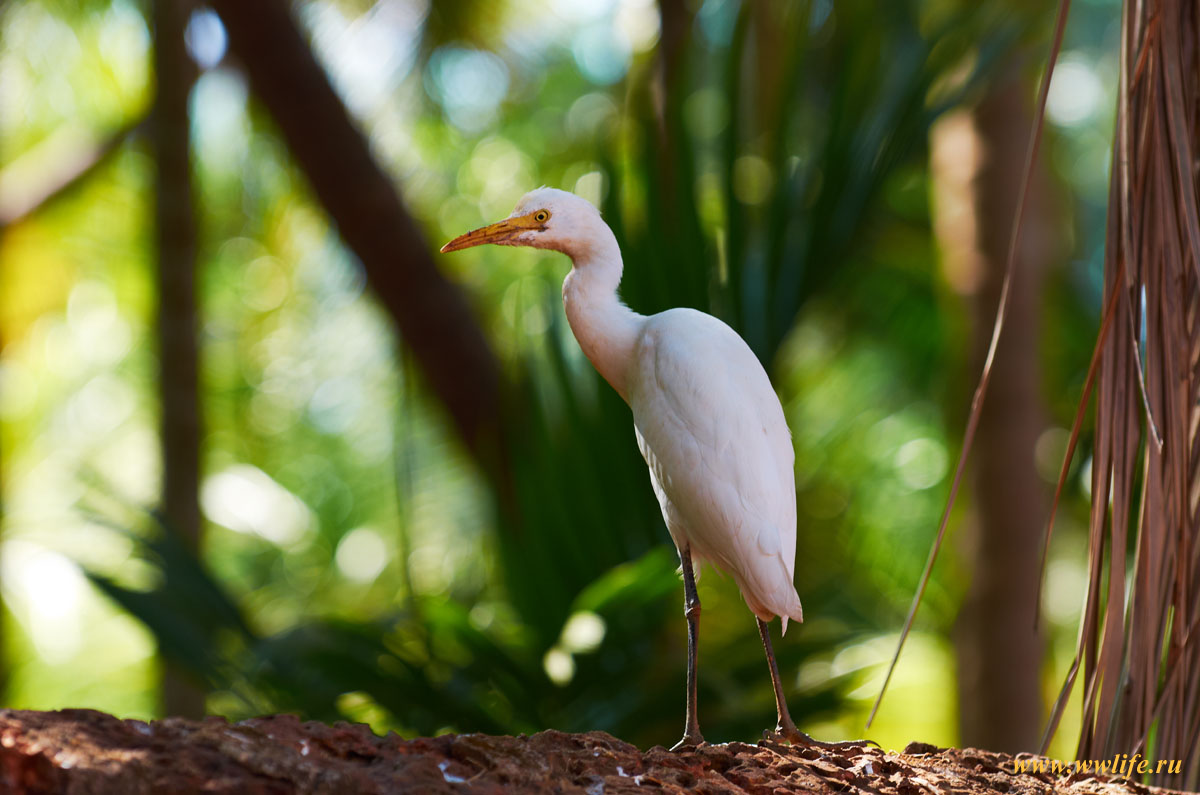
[441,188,605,259]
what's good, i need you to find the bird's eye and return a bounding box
[534,211,549,223]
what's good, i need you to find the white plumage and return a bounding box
[443,187,853,750]
[629,308,803,630]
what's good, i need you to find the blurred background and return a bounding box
[0,0,1118,756]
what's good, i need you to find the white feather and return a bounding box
[629,309,802,627]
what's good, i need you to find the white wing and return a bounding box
[628,308,803,626]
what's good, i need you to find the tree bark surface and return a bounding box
[0,709,1185,795]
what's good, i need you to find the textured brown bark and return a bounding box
[152,0,205,720]
[206,0,505,472]
[931,61,1055,753]
[0,709,1186,795]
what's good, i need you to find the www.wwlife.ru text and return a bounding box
[1012,754,1181,777]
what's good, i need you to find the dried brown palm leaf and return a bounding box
[1040,0,1200,785]
[876,0,1200,781]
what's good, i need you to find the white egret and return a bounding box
[443,188,859,750]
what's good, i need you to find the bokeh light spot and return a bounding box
[427,47,510,132]
[561,611,606,653]
[733,155,773,205]
[2,542,86,664]
[185,9,227,70]
[335,527,389,583]
[202,465,314,547]
[1047,55,1103,127]
[543,648,575,685]
[894,438,947,491]
[572,25,632,85]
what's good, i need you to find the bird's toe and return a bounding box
[765,725,877,751]
[670,733,707,752]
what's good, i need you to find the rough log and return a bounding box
[0,709,1186,795]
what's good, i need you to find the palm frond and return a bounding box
[1042,0,1200,784]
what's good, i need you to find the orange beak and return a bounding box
[440,213,544,253]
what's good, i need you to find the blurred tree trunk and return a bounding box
[0,234,6,710]
[930,59,1057,753]
[207,0,505,479]
[152,0,205,719]
[0,9,6,700]
[0,0,11,710]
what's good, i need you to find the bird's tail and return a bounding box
[780,598,804,636]
[749,555,805,635]
[775,556,805,636]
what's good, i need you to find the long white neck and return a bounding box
[560,224,642,402]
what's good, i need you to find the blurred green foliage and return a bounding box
[0,0,1121,753]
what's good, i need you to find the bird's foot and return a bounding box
[764,723,878,752]
[670,732,706,752]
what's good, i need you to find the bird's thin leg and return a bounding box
[670,547,705,751]
[757,618,875,751]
